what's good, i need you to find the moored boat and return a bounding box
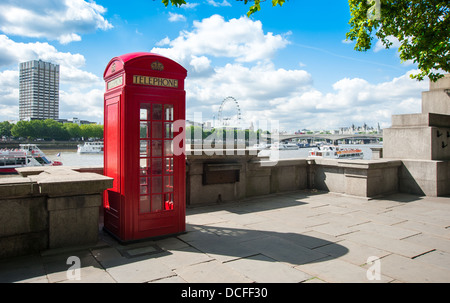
[77,141,104,153]
[0,144,62,174]
[308,145,364,159]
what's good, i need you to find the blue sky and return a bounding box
[0,0,429,132]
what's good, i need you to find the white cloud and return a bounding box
[168,12,186,22]
[0,35,103,122]
[151,14,290,75]
[59,88,104,121]
[207,0,231,7]
[0,0,112,44]
[0,35,100,85]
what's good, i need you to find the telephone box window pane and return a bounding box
[165,158,173,174]
[164,193,174,210]
[140,122,150,138]
[140,185,148,194]
[152,140,162,156]
[140,104,151,120]
[151,195,162,212]
[151,158,162,175]
[140,195,150,213]
[152,104,162,120]
[152,122,162,138]
[164,140,173,156]
[151,176,162,193]
[140,141,150,157]
[164,175,173,192]
[164,122,173,139]
[164,105,173,121]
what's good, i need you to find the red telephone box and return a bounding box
[103,52,187,242]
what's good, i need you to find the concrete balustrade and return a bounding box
[0,167,113,259]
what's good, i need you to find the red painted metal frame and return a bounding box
[103,52,187,242]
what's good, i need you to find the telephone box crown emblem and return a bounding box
[151,61,164,71]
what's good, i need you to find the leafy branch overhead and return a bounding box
[162,0,286,17]
[346,0,449,82]
[161,0,449,82]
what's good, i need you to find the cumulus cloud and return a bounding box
[0,0,112,44]
[168,12,186,22]
[151,14,290,76]
[0,35,103,122]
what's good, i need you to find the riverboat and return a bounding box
[308,145,364,159]
[0,144,62,174]
[77,141,104,153]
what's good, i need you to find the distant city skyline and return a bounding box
[0,1,429,132]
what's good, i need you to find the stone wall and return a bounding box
[0,167,113,259]
[185,150,402,206]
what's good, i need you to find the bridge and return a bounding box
[262,133,383,144]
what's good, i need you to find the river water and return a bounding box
[43,144,381,167]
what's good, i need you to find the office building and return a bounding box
[19,60,60,120]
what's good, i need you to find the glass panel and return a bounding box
[151,158,162,175]
[139,195,150,213]
[152,122,162,138]
[152,176,162,193]
[151,195,162,212]
[164,158,173,174]
[139,158,150,175]
[164,193,174,210]
[140,122,150,138]
[164,175,173,192]
[164,105,174,121]
[140,141,150,157]
[140,185,149,195]
[164,122,173,139]
[140,104,151,120]
[152,104,162,120]
[152,140,162,157]
[164,140,173,156]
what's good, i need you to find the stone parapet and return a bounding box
[0,167,112,259]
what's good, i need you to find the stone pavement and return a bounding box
[1,190,450,283]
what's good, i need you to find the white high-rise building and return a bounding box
[19,60,60,120]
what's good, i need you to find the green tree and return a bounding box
[64,123,82,140]
[0,121,12,138]
[346,0,449,81]
[80,124,104,140]
[11,121,33,139]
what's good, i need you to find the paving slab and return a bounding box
[342,230,435,258]
[105,256,176,283]
[174,260,253,283]
[402,233,450,253]
[225,254,313,283]
[0,254,47,283]
[1,190,449,284]
[375,253,450,283]
[297,257,393,283]
[240,235,330,266]
[314,239,391,266]
[413,250,450,271]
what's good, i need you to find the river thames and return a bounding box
[43,144,381,167]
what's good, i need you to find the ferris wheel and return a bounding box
[217,96,242,127]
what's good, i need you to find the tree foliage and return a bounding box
[10,120,103,141]
[346,0,450,81]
